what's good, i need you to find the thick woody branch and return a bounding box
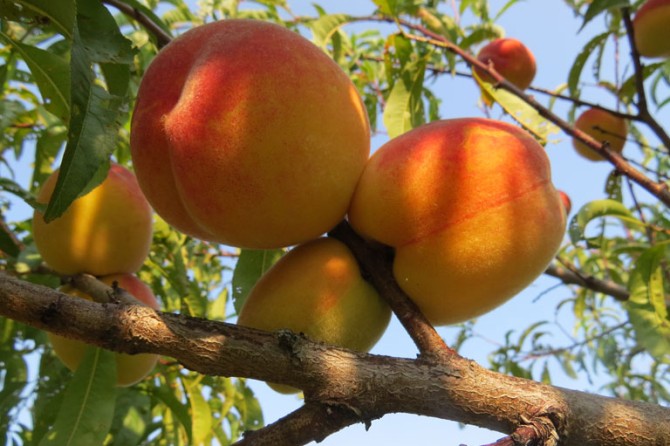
[2,272,670,446]
[102,0,172,48]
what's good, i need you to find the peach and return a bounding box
[558,190,572,216]
[348,118,566,325]
[474,38,537,90]
[130,19,370,249]
[572,108,627,161]
[48,274,160,387]
[236,237,391,393]
[633,0,670,58]
[32,164,153,276]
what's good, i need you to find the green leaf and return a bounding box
[568,199,634,244]
[185,379,213,446]
[383,58,426,139]
[580,0,629,31]
[5,0,75,38]
[626,243,670,360]
[44,0,132,222]
[0,34,70,121]
[475,76,560,143]
[0,223,20,257]
[39,348,117,446]
[232,249,285,314]
[0,177,43,210]
[108,388,151,446]
[309,14,354,48]
[568,32,609,96]
[152,384,192,442]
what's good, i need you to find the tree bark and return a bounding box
[1,272,669,446]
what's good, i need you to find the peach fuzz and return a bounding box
[633,0,670,58]
[572,108,627,162]
[32,164,153,276]
[474,38,537,90]
[237,237,391,393]
[48,274,160,387]
[130,19,370,249]
[348,118,566,325]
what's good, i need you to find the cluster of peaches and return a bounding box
[35,0,670,390]
[475,0,669,163]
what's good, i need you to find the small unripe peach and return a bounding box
[633,0,670,58]
[572,108,627,162]
[131,19,370,249]
[48,274,160,387]
[32,164,153,275]
[349,118,566,325]
[237,238,391,393]
[474,38,537,90]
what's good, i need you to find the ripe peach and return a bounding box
[236,237,391,393]
[474,38,537,90]
[348,118,566,326]
[572,108,627,161]
[633,0,670,58]
[32,164,153,276]
[130,19,370,249]
[48,273,160,387]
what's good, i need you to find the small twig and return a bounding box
[544,262,629,302]
[328,220,454,359]
[235,402,364,446]
[65,273,144,306]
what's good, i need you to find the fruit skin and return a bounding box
[236,237,391,393]
[572,108,627,162]
[474,38,537,90]
[349,118,566,326]
[558,190,572,216]
[48,274,160,387]
[32,164,153,276]
[131,19,370,249]
[633,0,670,58]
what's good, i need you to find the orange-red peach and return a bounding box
[558,190,572,216]
[130,19,370,249]
[48,274,160,387]
[633,0,670,58]
[349,118,566,325]
[32,164,153,276]
[572,108,627,162]
[237,238,391,393]
[475,38,537,90]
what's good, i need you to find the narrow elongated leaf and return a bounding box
[580,0,629,31]
[0,34,70,121]
[568,32,609,95]
[153,385,193,442]
[309,14,353,48]
[7,0,74,38]
[44,0,132,221]
[232,249,285,313]
[568,199,634,244]
[39,348,117,446]
[185,379,213,446]
[626,243,670,360]
[383,58,426,139]
[0,223,20,257]
[475,74,559,143]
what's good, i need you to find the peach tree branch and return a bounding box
[2,272,670,445]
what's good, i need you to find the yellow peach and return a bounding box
[48,274,160,387]
[237,238,391,393]
[474,38,537,90]
[572,108,627,162]
[349,118,566,325]
[633,0,670,58]
[32,164,153,275]
[130,19,370,249]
